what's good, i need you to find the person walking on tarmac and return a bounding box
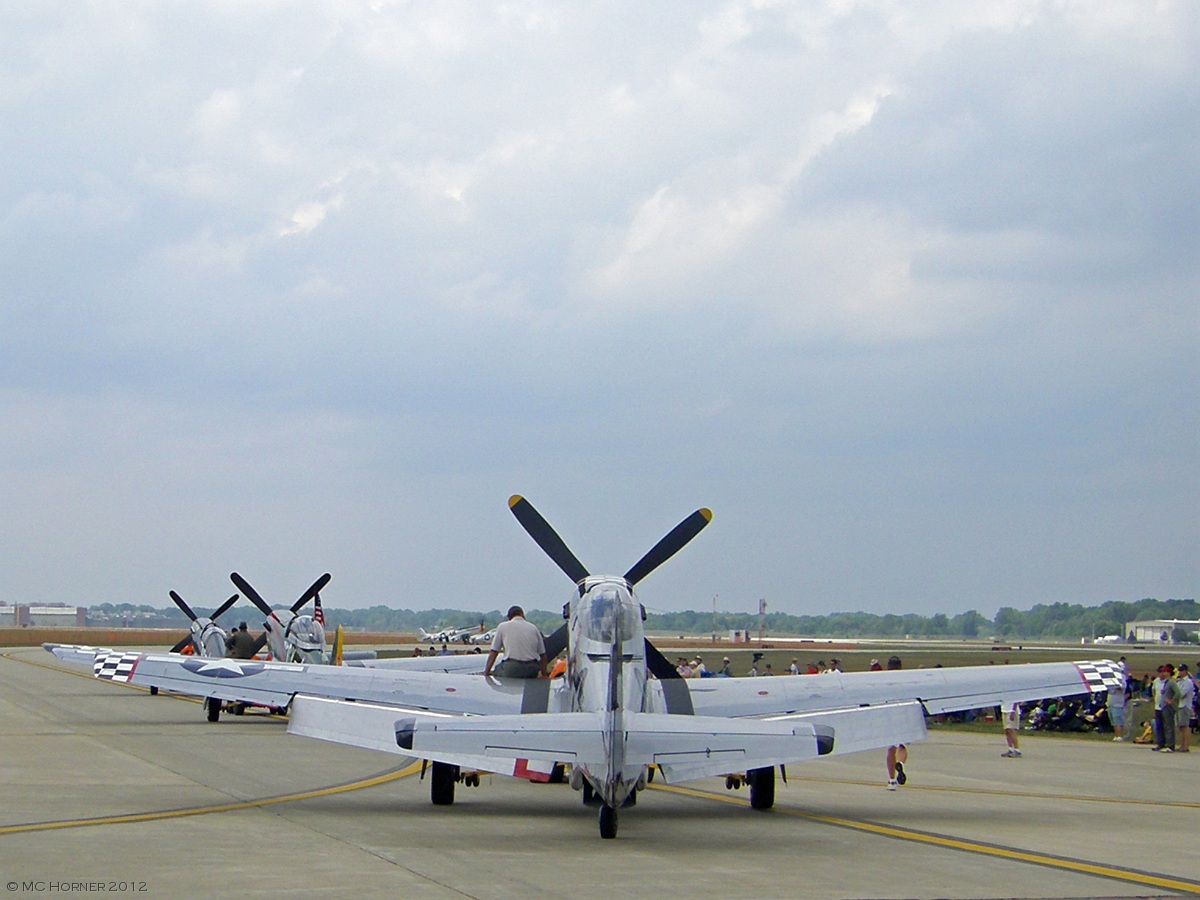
[884,655,909,788]
[225,622,257,659]
[484,606,547,678]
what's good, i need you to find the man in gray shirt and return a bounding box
[484,606,547,678]
[1152,665,1178,752]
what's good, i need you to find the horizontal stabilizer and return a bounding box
[764,700,928,757]
[289,696,576,777]
[289,694,425,757]
[627,713,830,783]
[290,697,836,784]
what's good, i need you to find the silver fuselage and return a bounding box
[567,577,647,807]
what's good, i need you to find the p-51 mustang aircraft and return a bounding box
[80,496,1122,839]
[232,571,357,665]
[418,625,478,645]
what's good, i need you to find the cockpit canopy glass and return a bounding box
[581,588,638,645]
[288,616,325,652]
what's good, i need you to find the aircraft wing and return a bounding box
[674,659,1121,757]
[346,654,488,674]
[86,650,534,715]
[44,643,112,667]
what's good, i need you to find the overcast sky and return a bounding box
[1,1,1195,619]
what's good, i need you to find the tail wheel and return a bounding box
[748,766,775,810]
[598,804,618,839]
[205,698,220,722]
[430,762,458,805]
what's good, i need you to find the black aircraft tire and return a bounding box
[748,766,775,810]
[599,804,618,839]
[430,762,458,806]
[206,698,220,722]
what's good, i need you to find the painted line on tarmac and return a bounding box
[779,773,1200,810]
[650,783,1200,895]
[0,762,423,836]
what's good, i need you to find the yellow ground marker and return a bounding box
[0,763,422,836]
[649,782,1200,895]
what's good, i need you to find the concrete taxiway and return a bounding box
[2,645,1198,899]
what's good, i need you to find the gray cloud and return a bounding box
[1,2,1195,617]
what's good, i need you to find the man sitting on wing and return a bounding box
[484,606,548,679]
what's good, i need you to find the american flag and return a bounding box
[313,592,325,626]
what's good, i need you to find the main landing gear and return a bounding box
[428,762,483,805]
[723,767,776,809]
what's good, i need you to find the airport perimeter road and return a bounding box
[2,646,1198,899]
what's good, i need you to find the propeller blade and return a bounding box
[645,638,695,714]
[169,635,192,654]
[623,508,712,586]
[250,632,269,656]
[169,590,197,622]
[231,573,274,617]
[211,593,240,621]
[508,495,590,584]
[543,624,569,661]
[292,573,332,613]
[644,638,682,680]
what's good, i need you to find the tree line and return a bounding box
[88,597,1199,641]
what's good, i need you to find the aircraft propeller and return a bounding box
[167,591,240,654]
[232,571,331,617]
[507,495,712,678]
[231,572,332,658]
[623,508,713,587]
[508,496,589,584]
[508,495,710,589]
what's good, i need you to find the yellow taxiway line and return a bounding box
[781,773,1200,810]
[649,782,1200,895]
[0,762,423,836]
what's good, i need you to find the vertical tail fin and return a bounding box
[332,624,344,666]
